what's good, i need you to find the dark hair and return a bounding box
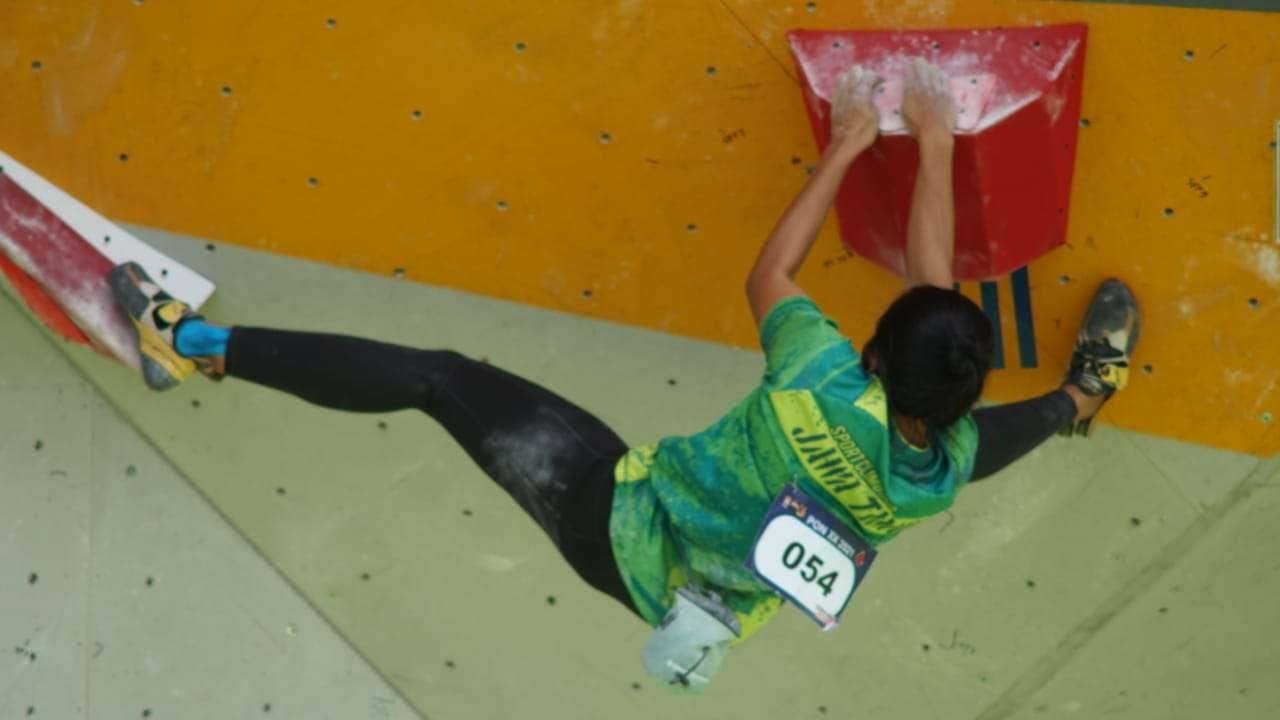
[861,285,994,432]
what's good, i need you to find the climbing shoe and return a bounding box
[1059,278,1141,437]
[108,262,211,390]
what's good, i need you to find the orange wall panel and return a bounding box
[2,1,1278,453]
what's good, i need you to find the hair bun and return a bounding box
[945,341,979,381]
[866,285,994,432]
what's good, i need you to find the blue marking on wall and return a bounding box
[1011,267,1038,369]
[979,281,1006,370]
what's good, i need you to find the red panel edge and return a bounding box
[0,249,94,346]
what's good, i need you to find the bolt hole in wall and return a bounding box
[1248,297,1260,309]
[1142,364,1154,375]
[514,41,526,52]
[599,131,613,144]
[1263,412,1274,424]
[1163,207,1175,217]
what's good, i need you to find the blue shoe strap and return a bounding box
[174,318,231,358]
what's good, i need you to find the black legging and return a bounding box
[971,390,1078,480]
[225,327,1075,614]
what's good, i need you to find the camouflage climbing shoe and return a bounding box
[1059,278,1141,437]
[108,262,215,390]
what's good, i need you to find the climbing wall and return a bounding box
[1,0,1277,453]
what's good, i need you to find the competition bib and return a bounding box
[745,484,876,631]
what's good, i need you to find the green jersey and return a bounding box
[608,296,979,639]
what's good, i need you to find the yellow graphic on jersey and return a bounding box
[615,444,657,483]
[853,377,889,428]
[769,390,923,540]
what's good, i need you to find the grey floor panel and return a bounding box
[0,294,420,719]
[1,383,93,720]
[1006,459,1280,720]
[5,221,1274,712]
[9,223,1269,719]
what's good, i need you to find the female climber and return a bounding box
[107,59,1139,690]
